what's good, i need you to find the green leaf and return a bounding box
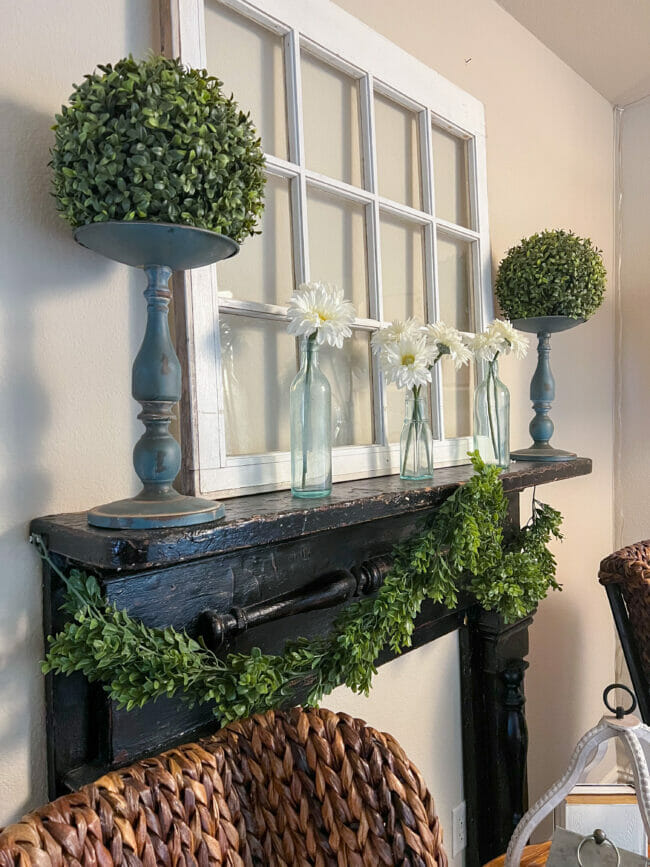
[50,54,266,241]
[37,455,562,725]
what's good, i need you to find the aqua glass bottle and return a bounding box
[473,358,510,468]
[290,336,332,497]
[400,389,434,480]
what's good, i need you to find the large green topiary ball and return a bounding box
[51,55,266,243]
[495,229,606,320]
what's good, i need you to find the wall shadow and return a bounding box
[0,96,132,822]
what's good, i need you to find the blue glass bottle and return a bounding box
[290,337,332,497]
[473,359,510,468]
[400,390,434,480]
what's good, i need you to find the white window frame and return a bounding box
[169,0,493,498]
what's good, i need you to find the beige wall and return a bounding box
[616,96,650,548]
[0,0,157,824]
[0,0,615,857]
[331,0,616,851]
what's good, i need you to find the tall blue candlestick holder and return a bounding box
[74,221,238,529]
[510,315,584,463]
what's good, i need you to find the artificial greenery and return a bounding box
[39,454,563,724]
[51,55,266,242]
[495,229,606,320]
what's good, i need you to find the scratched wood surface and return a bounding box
[33,458,592,867]
[31,458,592,571]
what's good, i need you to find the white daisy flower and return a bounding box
[371,318,422,355]
[424,322,472,369]
[468,331,496,361]
[487,319,528,359]
[380,333,435,390]
[287,282,356,348]
[468,319,528,361]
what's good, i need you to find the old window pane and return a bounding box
[431,124,471,228]
[220,314,295,455]
[379,212,427,441]
[301,51,363,187]
[307,186,369,317]
[217,173,293,306]
[374,93,421,208]
[442,359,474,439]
[380,213,426,323]
[321,330,374,446]
[205,1,288,159]
[437,235,474,332]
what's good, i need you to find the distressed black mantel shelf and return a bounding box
[32,458,592,867]
[32,458,591,571]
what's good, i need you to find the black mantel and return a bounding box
[32,458,591,570]
[32,458,591,867]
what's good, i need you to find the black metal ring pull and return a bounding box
[602,683,637,719]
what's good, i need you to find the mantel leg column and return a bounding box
[461,609,533,867]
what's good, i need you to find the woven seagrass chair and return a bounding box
[0,706,447,867]
[599,542,650,723]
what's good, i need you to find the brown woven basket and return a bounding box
[0,706,447,867]
[599,541,650,676]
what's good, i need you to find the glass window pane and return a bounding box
[442,360,474,439]
[437,236,474,332]
[220,314,295,455]
[431,125,471,228]
[374,94,421,209]
[301,51,362,187]
[205,1,288,159]
[386,388,401,443]
[379,213,426,443]
[379,212,426,323]
[307,186,369,317]
[321,330,374,446]
[217,173,293,306]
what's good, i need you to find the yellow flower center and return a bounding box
[402,353,416,366]
[317,311,331,323]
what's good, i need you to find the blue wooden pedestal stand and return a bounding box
[75,221,238,529]
[511,315,584,463]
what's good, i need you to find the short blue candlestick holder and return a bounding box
[75,221,238,529]
[510,315,584,463]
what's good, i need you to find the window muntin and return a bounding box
[174,0,493,496]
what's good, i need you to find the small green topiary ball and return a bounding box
[51,55,266,244]
[495,229,606,320]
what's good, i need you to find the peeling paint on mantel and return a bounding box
[31,458,592,571]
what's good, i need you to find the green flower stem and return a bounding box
[493,365,502,463]
[486,354,500,461]
[37,454,563,725]
[401,385,420,477]
[301,334,317,490]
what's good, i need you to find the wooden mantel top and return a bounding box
[31,458,591,571]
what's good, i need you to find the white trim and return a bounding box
[199,437,475,499]
[173,0,493,496]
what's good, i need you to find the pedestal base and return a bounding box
[74,222,238,532]
[88,491,225,529]
[511,444,577,462]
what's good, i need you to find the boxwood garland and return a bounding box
[37,454,562,724]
